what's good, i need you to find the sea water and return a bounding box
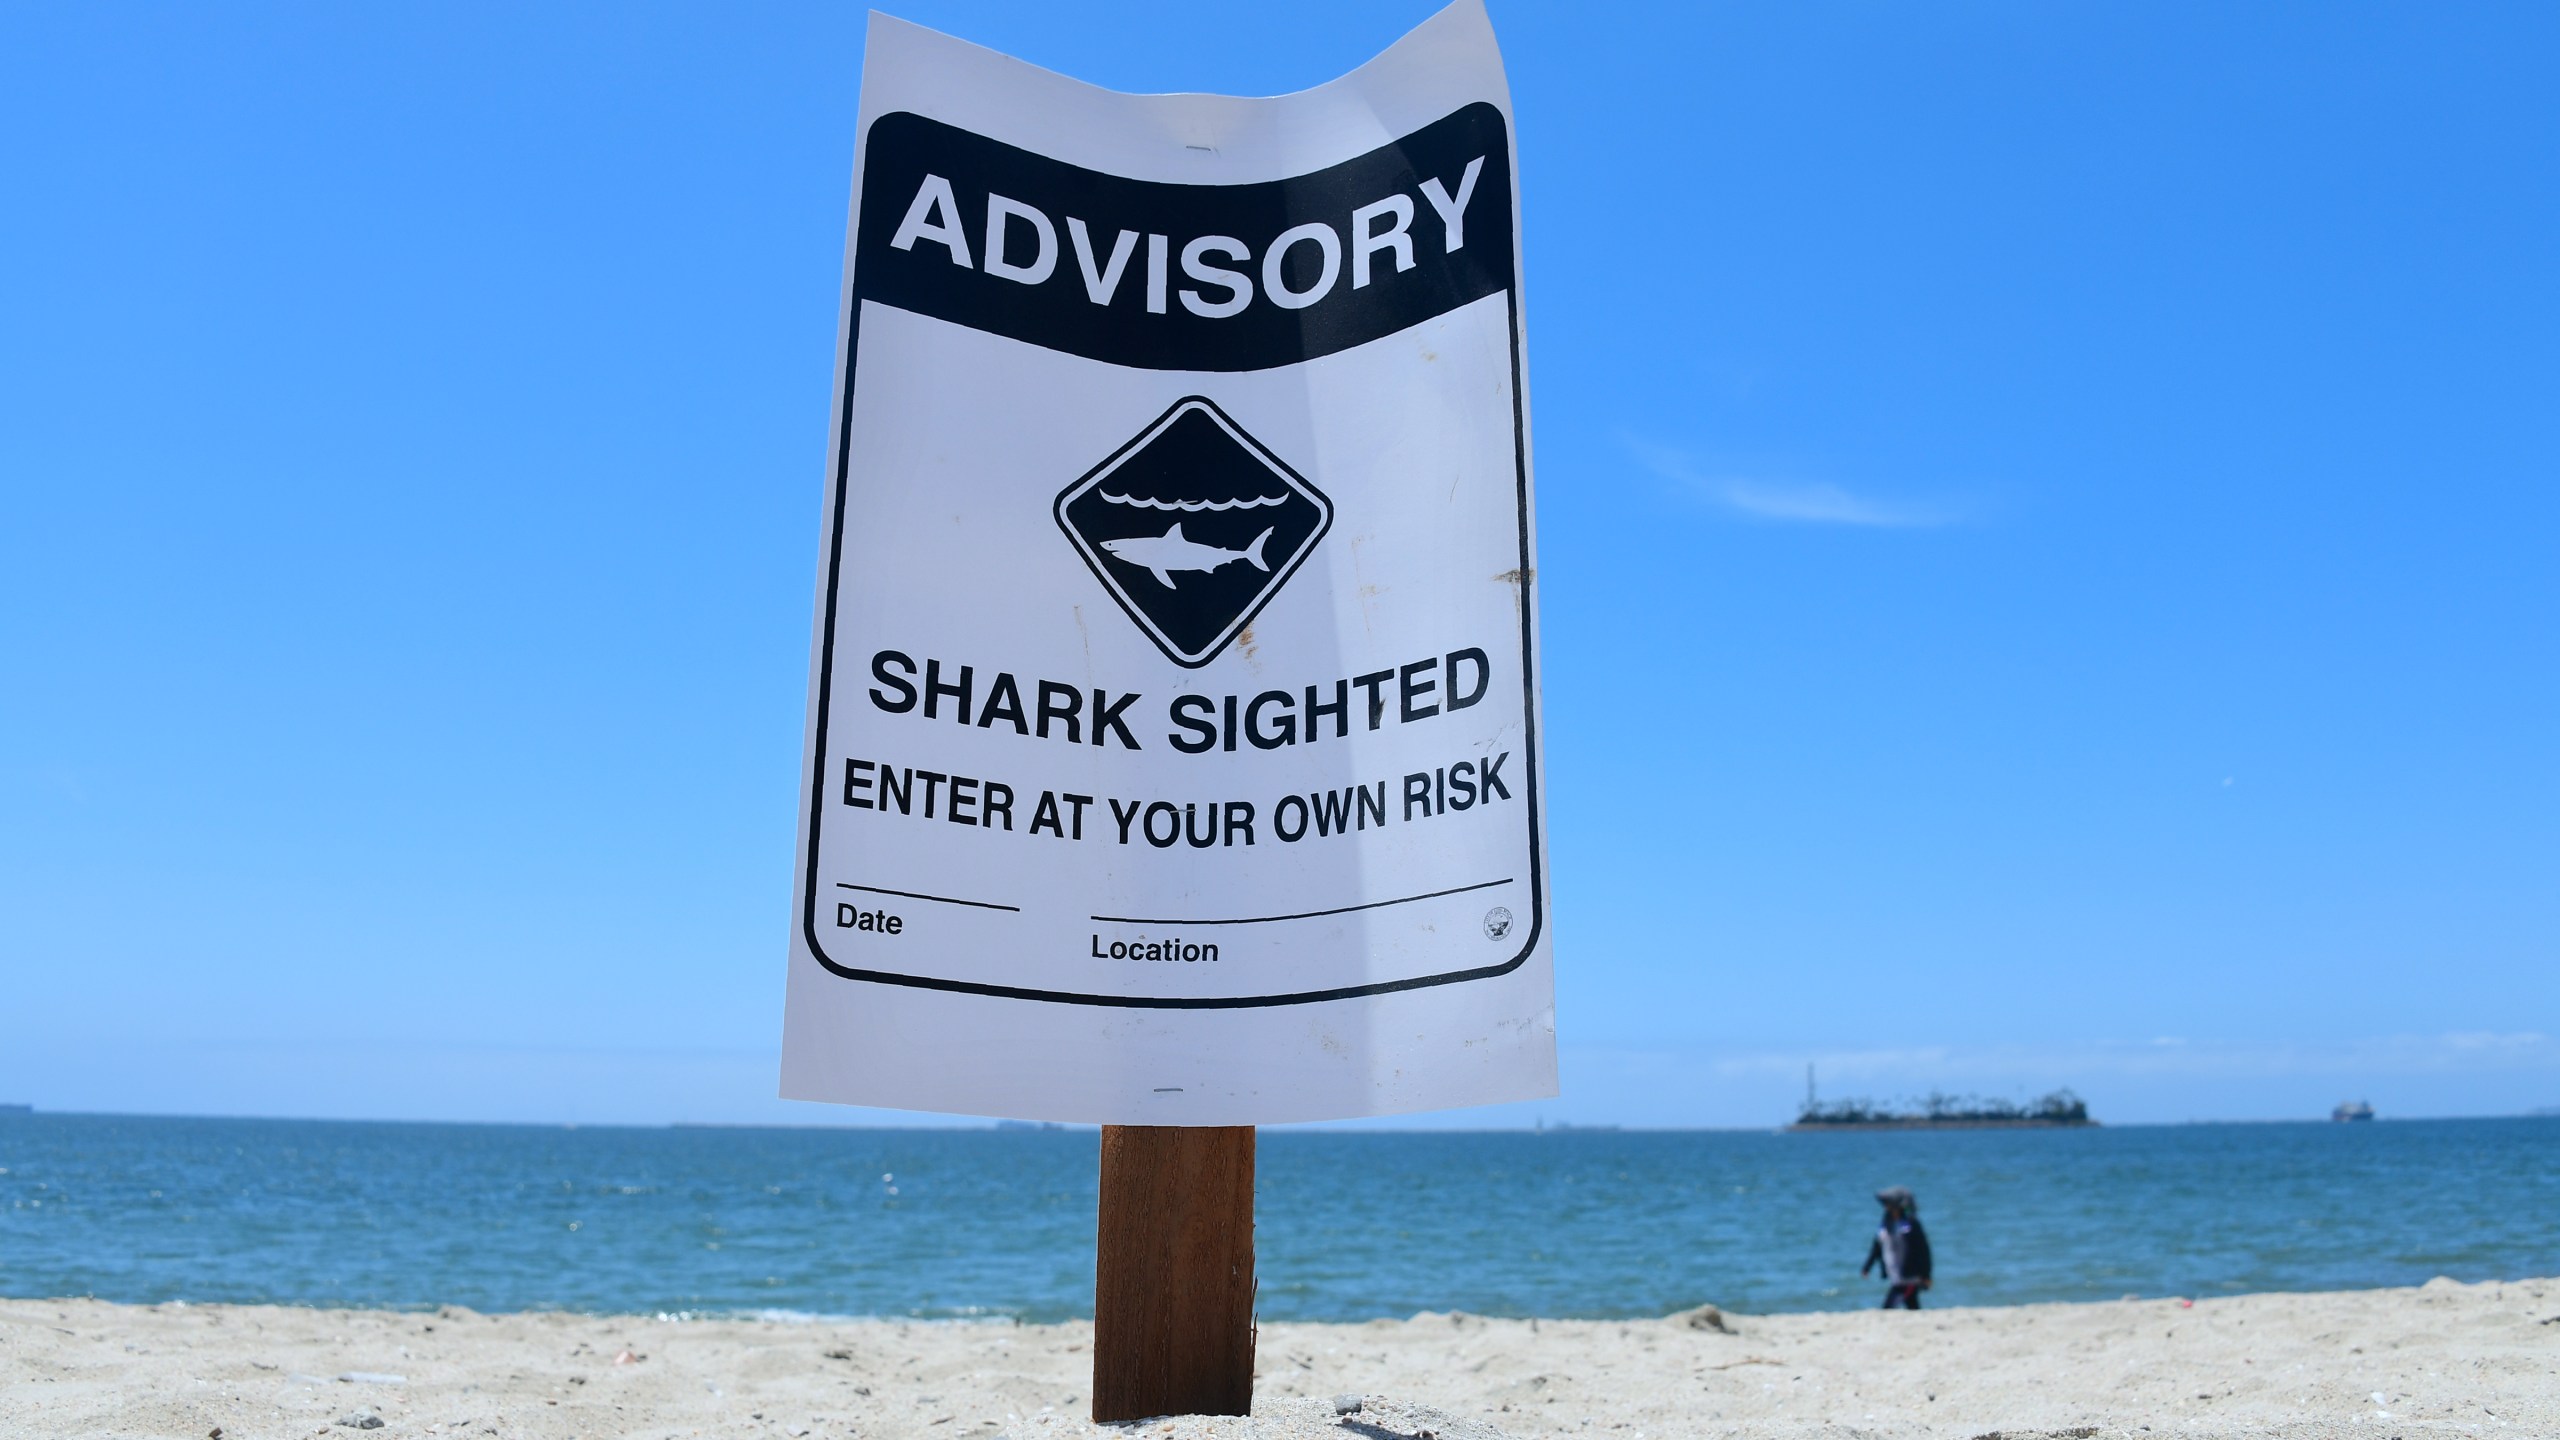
[1,1113,2552,1321]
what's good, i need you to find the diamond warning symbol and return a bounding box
[1054,397,1334,668]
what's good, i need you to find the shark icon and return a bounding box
[1100,522,1273,589]
[1056,396,1332,667]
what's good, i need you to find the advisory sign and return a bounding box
[781,2,1553,1124]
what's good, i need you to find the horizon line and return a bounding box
[5,1106,2555,1131]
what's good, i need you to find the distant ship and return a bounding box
[1787,1069,2095,1131]
[2332,1100,2375,1122]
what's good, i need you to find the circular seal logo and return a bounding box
[1483,906,1514,941]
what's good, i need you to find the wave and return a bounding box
[1098,491,1287,511]
[652,1307,1025,1325]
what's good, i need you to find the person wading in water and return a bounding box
[1861,1186,1932,1309]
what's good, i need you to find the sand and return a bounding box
[4,1278,2554,1440]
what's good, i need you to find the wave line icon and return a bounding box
[1097,490,1289,512]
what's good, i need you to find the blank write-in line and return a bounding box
[1091,877,1513,928]
[836,882,1021,913]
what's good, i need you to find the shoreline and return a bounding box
[0,1270,2540,1326]
[6,1277,2552,1439]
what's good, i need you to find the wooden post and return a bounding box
[1091,1125,1256,1421]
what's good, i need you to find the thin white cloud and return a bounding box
[1704,1031,2560,1083]
[1718,478,1954,527]
[1394,1034,2558,1128]
[1624,436,1961,529]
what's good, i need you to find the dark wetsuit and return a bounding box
[1862,1214,1931,1309]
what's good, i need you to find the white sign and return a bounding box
[781,1,1553,1124]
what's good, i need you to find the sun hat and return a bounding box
[1875,1186,1916,1208]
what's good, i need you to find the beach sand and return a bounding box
[4,1278,2552,1439]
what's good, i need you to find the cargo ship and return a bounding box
[1786,1071,2095,1131]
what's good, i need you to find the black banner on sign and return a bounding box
[853,103,1513,372]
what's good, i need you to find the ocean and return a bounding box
[1,1113,2552,1322]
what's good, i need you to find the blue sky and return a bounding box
[3,2,2554,1128]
